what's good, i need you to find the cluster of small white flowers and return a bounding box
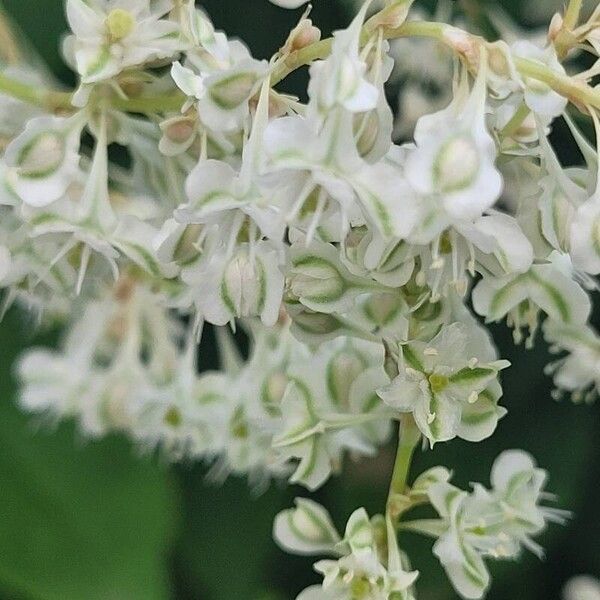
[2,0,600,597]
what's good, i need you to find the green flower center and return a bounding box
[350,577,371,599]
[105,8,135,42]
[164,406,182,428]
[428,372,449,394]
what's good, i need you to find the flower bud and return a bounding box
[433,134,480,193]
[289,255,344,302]
[209,71,259,110]
[16,132,65,179]
[274,498,340,555]
[159,115,196,156]
[281,18,321,55]
[328,350,364,407]
[222,251,266,318]
[548,13,564,43]
[354,110,381,157]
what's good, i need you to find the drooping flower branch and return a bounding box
[1,0,600,598]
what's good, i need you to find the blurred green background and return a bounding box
[0,0,599,598]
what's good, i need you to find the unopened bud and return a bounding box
[289,256,344,302]
[433,134,480,193]
[209,71,259,109]
[161,115,196,145]
[548,12,564,43]
[16,132,65,178]
[282,18,321,55]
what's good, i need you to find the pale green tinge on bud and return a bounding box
[570,198,600,275]
[273,498,341,555]
[472,260,591,337]
[209,71,259,110]
[182,240,284,327]
[433,134,481,193]
[16,132,66,179]
[222,252,267,318]
[199,62,268,131]
[289,241,373,314]
[4,115,82,207]
[290,256,344,302]
[344,507,374,554]
[326,349,365,408]
[410,466,452,499]
[218,243,283,326]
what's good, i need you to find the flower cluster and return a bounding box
[2,0,600,597]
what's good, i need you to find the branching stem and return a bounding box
[1,11,600,116]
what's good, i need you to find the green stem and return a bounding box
[0,71,72,111]
[500,102,530,138]
[515,55,600,111]
[111,91,185,114]
[563,0,583,31]
[386,415,420,521]
[0,70,186,114]
[272,38,333,85]
[2,13,600,116]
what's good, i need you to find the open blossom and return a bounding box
[276,504,418,600]
[64,0,184,85]
[378,321,509,445]
[428,450,567,599]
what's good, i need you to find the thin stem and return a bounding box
[500,102,530,138]
[1,12,600,116]
[272,38,333,85]
[0,71,72,112]
[111,91,185,114]
[515,56,600,111]
[0,9,21,64]
[0,70,186,114]
[386,414,420,522]
[563,0,583,31]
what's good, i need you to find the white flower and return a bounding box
[281,507,418,600]
[181,236,284,327]
[273,336,391,490]
[564,576,600,600]
[378,321,509,445]
[288,240,381,315]
[307,2,378,119]
[473,253,591,345]
[262,113,418,241]
[4,114,84,207]
[570,195,600,275]
[428,450,565,599]
[405,56,502,238]
[171,17,268,133]
[270,0,310,8]
[544,321,600,403]
[274,498,341,555]
[65,0,184,84]
[511,41,568,118]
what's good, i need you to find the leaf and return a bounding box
[0,311,177,600]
